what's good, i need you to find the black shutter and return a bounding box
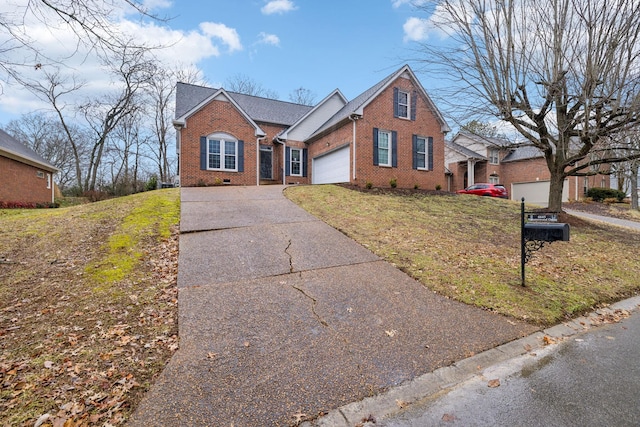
[411,90,417,121]
[393,88,399,118]
[412,135,418,170]
[302,149,308,177]
[373,128,379,165]
[391,131,398,168]
[200,136,207,170]
[238,140,244,172]
[428,137,434,170]
[285,147,290,176]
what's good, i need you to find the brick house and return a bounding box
[0,128,58,205]
[173,65,450,189]
[445,131,609,205]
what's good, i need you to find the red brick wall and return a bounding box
[0,156,53,204]
[178,99,289,187]
[309,77,446,190]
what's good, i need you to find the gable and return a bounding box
[283,90,347,141]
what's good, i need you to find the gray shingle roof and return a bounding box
[0,128,57,171]
[308,70,398,139]
[456,130,512,147]
[501,145,544,162]
[175,82,313,126]
[445,139,487,160]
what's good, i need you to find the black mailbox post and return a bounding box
[520,198,570,286]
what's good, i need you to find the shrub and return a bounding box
[390,178,397,188]
[365,181,373,189]
[213,177,223,186]
[145,175,158,191]
[196,179,208,187]
[586,187,626,202]
[435,184,442,191]
[414,183,420,190]
[83,190,110,203]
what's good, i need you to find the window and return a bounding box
[489,174,499,184]
[36,171,45,178]
[415,137,427,169]
[208,137,237,171]
[378,130,392,166]
[290,148,302,176]
[397,90,409,119]
[489,148,500,165]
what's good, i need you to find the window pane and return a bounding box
[225,141,236,155]
[291,149,300,161]
[378,132,390,165]
[379,132,389,148]
[398,91,408,104]
[225,154,235,169]
[416,138,426,153]
[209,139,220,169]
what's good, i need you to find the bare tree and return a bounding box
[461,120,498,138]
[288,87,316,106]
[415,0,640,210]
[0,0,163,85]
[79,46,154,191]
[5,112,82,190]
[225,73,279,99]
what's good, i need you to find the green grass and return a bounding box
[285,185,640,325]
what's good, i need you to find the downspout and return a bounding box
[51,173,55,203]
[256,135,266,186]
[275,136,286,185]
[349,114,359,181]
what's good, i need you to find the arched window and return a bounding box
[205,133,241,172]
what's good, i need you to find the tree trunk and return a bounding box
[548,170,566,212]
[631,163,639,210]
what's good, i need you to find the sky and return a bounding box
[0,0,451,127]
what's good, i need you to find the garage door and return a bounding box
[312,146,350,184]
[511,180,569,207]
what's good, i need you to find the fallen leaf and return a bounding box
[488,379,500,388]
[385,329,397,337]
[396,399,408,408]
[543,335,556,345]
[442,413,457,422]
[523,343,532,352]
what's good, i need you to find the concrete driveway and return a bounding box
[128,185,537,426]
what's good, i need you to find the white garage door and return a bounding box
[511,180,569,207]
[312,146,350,184]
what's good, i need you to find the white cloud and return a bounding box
[403,17,430,42]
[392,0,429,8]
[257,32,280,46]
[199,22,243,52]
[142,0,172,9]
[261,0,297,15]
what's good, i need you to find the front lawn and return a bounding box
[285,185,640,325]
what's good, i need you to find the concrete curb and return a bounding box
[303,295,640,426]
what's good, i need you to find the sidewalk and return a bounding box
[127,186,537,426]
[564,209,640,230]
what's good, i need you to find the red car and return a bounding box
[457,183,508,199]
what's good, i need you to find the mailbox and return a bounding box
[524,222,570,242]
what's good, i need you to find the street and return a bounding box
[380,308,640,426]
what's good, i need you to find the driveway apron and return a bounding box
[128,186,538,426]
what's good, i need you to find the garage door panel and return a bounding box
[312,146,350,184]
[511,180,569,207]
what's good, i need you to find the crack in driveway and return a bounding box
[284,239,294,273]
[291,280,329,328]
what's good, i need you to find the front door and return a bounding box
[260,146,273,180]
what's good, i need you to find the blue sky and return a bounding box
[0,0,451,126]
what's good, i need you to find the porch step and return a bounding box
[260,180,281,185]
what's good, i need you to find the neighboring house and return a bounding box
[445,131,608,206]
[173,65,450,189]
[0,128,58,205]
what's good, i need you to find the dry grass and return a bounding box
[0,189,180,426]
[285,185,640,325]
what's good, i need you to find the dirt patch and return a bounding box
[0,190,179,426]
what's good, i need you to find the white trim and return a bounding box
[416,136,428,170]
[397,89,410,119]
[206,134,239,172]
[174,88,266,137]
[378,130,392,167]
[290,148,303,177]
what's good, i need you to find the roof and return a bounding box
[501,145,545,162]
[175,82,313,126]
[0,128,58,172]
[308,65,450,140]
[445,139,487,160]
[454,130,513,147]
